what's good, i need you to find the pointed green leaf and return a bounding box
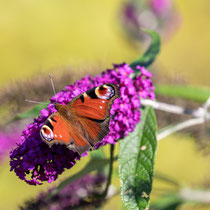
[130,30,161,70]
[119,106,157,209]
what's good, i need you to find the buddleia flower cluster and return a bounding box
[121,0,180,41]
[20,174,106,210]
[10,63,155,185]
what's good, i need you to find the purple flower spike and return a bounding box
[10,63,155,185]
[21,174,106,210]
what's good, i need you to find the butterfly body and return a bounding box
[40,84,119,155]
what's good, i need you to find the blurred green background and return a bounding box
[0,0,210,209]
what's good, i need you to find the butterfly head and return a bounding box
[54,103,63,111]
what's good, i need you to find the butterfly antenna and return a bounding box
[49,73,56,96]
[25,74,57,105]
[25,99,48,104]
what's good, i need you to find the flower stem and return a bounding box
[157,117,205,141]
[141,98,210,141]
[102,144,115,198]
[141,99,210,118]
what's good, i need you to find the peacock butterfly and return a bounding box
[40,84,120,155]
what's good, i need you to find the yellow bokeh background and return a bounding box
[0,0,210,209]
[0,0,210,87]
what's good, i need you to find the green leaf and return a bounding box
[119,106,157,209]
[9,103,47,123]
[130,30,161,70]
[47,158,111,199]
[155,85,210,103]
